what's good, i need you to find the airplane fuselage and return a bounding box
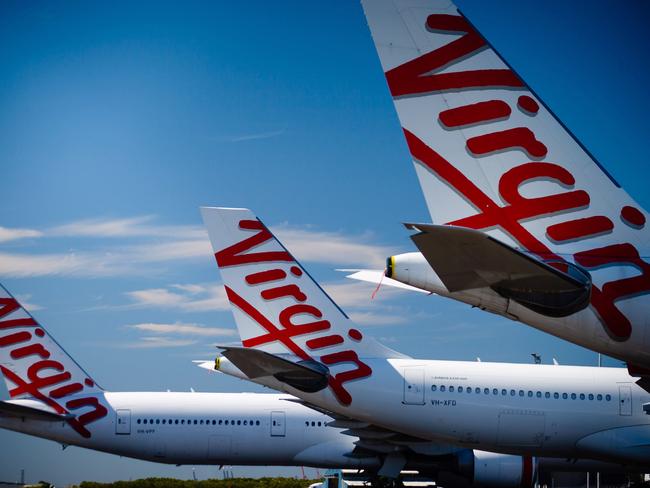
[0,391,375,469]
[222,358,650,465]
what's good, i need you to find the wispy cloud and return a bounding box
[126,283,229,312]
[272,225,393,268]
[0,226,43,243]
[323,281,387,307]
[122,337,199,349]
[123,279,409,326]
[122,320,235,349]
[0,214,396,278]
[15,294,43,312]
[128,322,235,337]
[0,251,131,277]
[50,216,206,240]
[215,129,286,143]
[348,310,408,326]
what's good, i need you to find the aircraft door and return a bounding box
[270,411,286,437]
[403,367,425,405]
[115,409,131,435]
[619,385,632,416]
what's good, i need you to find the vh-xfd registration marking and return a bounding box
[215,219,372,405]
[431,399,457,407]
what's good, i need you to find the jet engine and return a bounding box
[457,450,537,488]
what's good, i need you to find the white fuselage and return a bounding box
[220,358,650,465]
[0,391,376,469]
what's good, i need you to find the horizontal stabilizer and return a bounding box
[341,269,431,294]
[0,400,73,421]
[406,223,592,317]
[219,346,329,393]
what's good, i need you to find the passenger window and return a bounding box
[518,390,524,397]
[562,393,568,399]
[458,386,463,393]
[475,388,481,394]
[553,393,559,399]
[440,386,446,392]
[501,389,506,396]
[237,420,241,425]
[243,420,247,426]
[212,420,216,425]
[256,420,260,426]
[493,389,498,395]
[175,419,179,425]
[579,393,585,400]
[305,421,309,427]
[162,420,166,425]
[484,388,489,394]
[311,421,315,427]
[449,386,455,392]
[606,394,611,401]
[250,419,254,425]
[510,390,515,396]
[143,419,147,424]
[466,387,471,394]
[544,392,549,398]
[597,394,603,401]
[431,385,437,391]
[156,419,160,425]
[225,420,229,425]
[527,391,533,397]
[194,420,198,425]
[318,422,322,426]
[588,394,594,400]
[571,393,577,400]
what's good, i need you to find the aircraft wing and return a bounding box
[404,223,592,317]
[217,346,330,394]
[283,397,462,475]
[342,269,431,294]
[0,400,73,422]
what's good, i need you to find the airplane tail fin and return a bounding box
[0,285,107,437]
[361,0,650,341]
[200,207,406,405]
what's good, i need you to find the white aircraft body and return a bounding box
[347,0,650,374]
[200,206,650,478]
[1,285,616,487]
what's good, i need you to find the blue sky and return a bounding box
[1,0,649,484]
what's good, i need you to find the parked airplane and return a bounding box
[200,206,650,479]
[347,0,650,375]
[1,284,609,488]
[0,285,376,470]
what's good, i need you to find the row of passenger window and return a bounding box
[431,385,612,402]
[305,421,326,427]
[136,418,261,426]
